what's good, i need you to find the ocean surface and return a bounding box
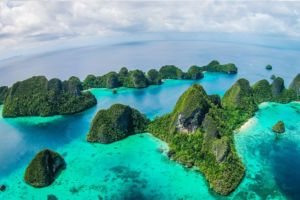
[0,36,300,199]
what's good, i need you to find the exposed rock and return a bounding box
[24,149,66,188]
[212,137,230,163]
[272,121,285,134]
[202,114,220,139]
[172,84,211,133]
[271,77,285,97]
[289,73,300,96]
[87,104,150,143]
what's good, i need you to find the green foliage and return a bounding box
[123,70,149,88]
[186,65,204,80]
[252,79,272,104]
[289,73,300,96]
[147,84,246,195]
[87,104,150,144]
[0,86,8,104]
[271,77,285,97]
[24,149,65,187]
[222,78,258,113]
[201,60,238,74]
[2,76,96,117]
[272,121,285,134]
[159,65,185,79]
[147,69,162,85]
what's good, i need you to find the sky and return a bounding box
[0,0,300,58]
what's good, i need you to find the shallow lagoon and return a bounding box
[0,73,300,199]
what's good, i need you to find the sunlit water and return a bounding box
[0,37,300,199]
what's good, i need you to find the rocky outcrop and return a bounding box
[272,121,285,134]
[172,84,211,134]
[87,104,150,144]
[0,86,8,104]
[24,149,66,188]
[271,77,285,97]
[252,79,272,104]
[289,73,300,96]
[212,137,230,163]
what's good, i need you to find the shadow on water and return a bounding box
[271,139,300,200]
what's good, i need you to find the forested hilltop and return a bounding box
[1,76,96,117]
[82,60,237,89]
[148,73,300,195]
[0,60,237,117]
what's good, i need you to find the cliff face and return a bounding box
[289,73,300,96]
[0,86,8,104]
[24,149,66,188]
[171,84,211,133]
[2,76,96,117]
[87,104,150,144]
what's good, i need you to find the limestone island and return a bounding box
[24,149,66,188]
[87,104,150,144]
[272,121,285,134]
[148,73,300,195]
[1,76,97,117]
[265,64,273,70]
[82,60,237,90]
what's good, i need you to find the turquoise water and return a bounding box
[0,73,300,199]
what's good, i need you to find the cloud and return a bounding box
[0,0,299,54]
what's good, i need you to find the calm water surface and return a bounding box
[0,37,300,199]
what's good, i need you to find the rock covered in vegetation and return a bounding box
[271,77,285,97]
[201,60,238,74]
[289,73,300,96]
[87,104,150,144]
[147,69,162,85]
[0,86,8,104]
[222,78,257,112]
[265,64,272,70]
[148,83,245,195]
[2,76,96,117]
[252,79,272,104]
[186,65,204,80]
[172,84,211,133]
[272,121,285,134]
[24,149,66,188]
[159,65,185,79]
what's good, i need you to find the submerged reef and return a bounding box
[24,149,66,188]
[87,104,150,144]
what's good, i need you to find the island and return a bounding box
[2,76,97,117]
[272,121,285,134]
[24,149,66,188]
[82,60,237,90]
[266,64,273,70]
[148,73,300,195]
[87,104,150,143]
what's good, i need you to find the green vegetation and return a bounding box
[0,86,8,104]
[289,73,300,96]
[147,74,299,195]
[87,104,150,144]
[272,121,285,134]
[2,76,97,117]
[24,149,66,188]
[201,60,238,74]
[265,64,272,70]
[83,60,237,89]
